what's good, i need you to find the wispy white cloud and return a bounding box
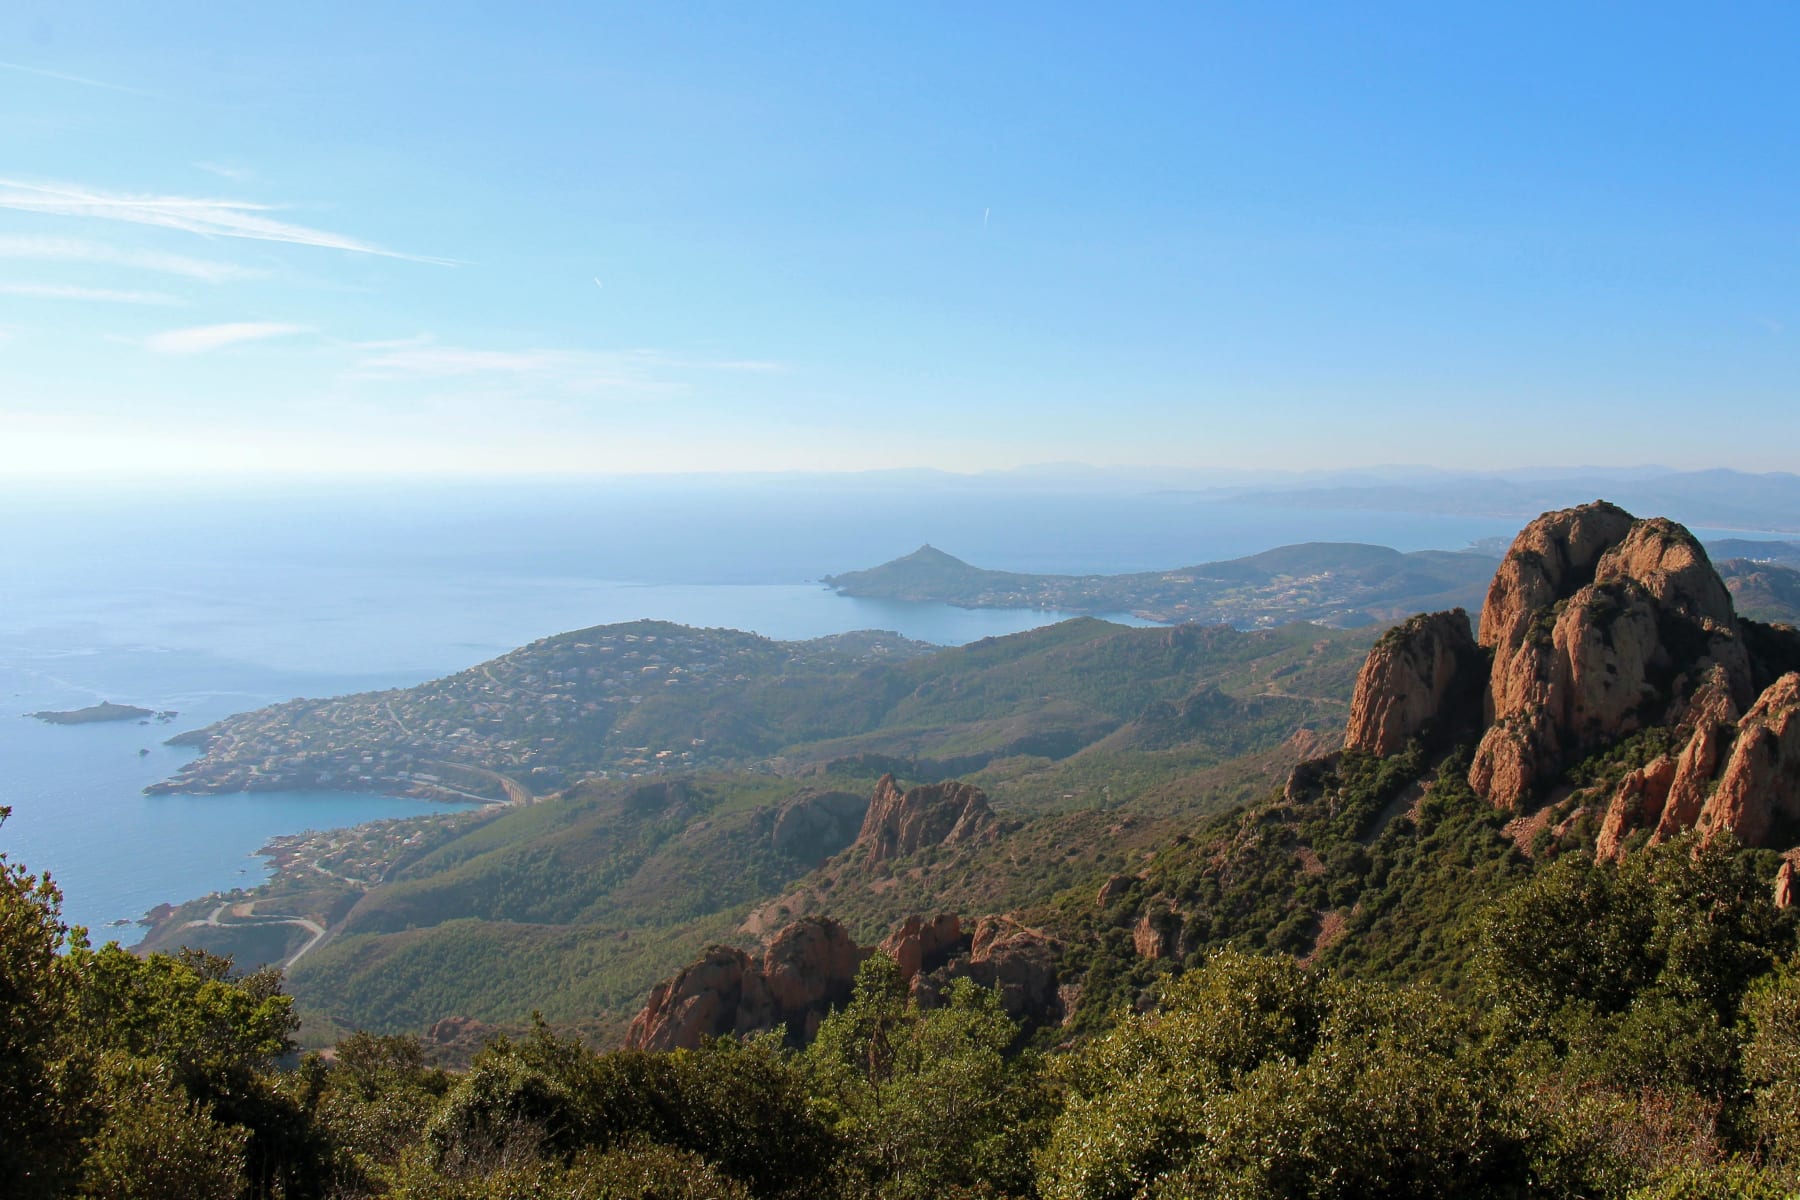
[0,60,155,96]
[0,234,261,282]
[195,162,257,183]
[351,340,666,391]
[349,337,784,390]
[141,322,310,355]
[0,282,177,305]
[0,178,452,264]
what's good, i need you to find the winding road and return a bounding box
[181,904,329,969]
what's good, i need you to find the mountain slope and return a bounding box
[142,617,1367,1040]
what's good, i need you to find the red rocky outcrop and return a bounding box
[1465,504,1754,809]
[1776,851,1800,910]
[879,913,965,982]
[857,774,998,863]
[1478,501,1637,658]
[1654,665,1740,841]
[1697,673,1800,849]
[1342,609,1483,757]
[1337,502,1800,895]
[913,915,1067,1025]
[1132,911,1179,960]
[628,908,1072,1051]
[625,916,866,1051]
[1595,755,1678,862]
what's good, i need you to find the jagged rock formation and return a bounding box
[1595,755,1678,861]
[1342,609,1484,757]
[1346,502,1800,860]
[1470,506,1756,809]
[1777,851,1800,909]
[630,909,1070,1050]
[1696,673,1800,848]
[1477,501,1637,655]
[908,915,1070,1026]
[1655,664,1741,840]
[856,774,998,863]
[879,913,966,981]
[866,910,1069,1025]
[1132,911,1180,960]
[625,916,866,1051]
[1586,668,1800,860]
[770,789,869,864]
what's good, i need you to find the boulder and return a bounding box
[1776,851,1800,910]
[907,914,1067,1028]
[1551,582,1663,743]
[625,945,757,1052]
[1342,609,1483,757]
[625,917,867,1051]
[756,917,865,1039]
[878,913,966,982]
[1469,710,1559,811]
[1132,911,1179,960]
[1284,753,1340,804]
[1594,519,1741,640]
[963,916,1065,1024]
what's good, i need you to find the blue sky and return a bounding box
[2,4,1797,477]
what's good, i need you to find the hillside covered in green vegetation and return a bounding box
[140,617,1365,1040]
[11,799,1800,1199]
[33,502,1800,1198]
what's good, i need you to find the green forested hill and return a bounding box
[31,525,1800,1197]
[1720,557,1800,624]
[143,618,1368,1040]
[154,617,1365,800]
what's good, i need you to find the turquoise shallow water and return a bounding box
[0,482,1525,937]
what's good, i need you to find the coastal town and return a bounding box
[149,621,932,800]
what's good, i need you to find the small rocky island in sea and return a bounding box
[28,701,177,725]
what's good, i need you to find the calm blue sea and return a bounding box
[0,481,1528,937]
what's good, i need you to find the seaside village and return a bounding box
[150,624,925,803]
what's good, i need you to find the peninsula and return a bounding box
[824,539,1800,628]
[822,541,1500,627]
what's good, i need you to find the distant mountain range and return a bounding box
[649,466,1800,533]
[1220,468,1800,533]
